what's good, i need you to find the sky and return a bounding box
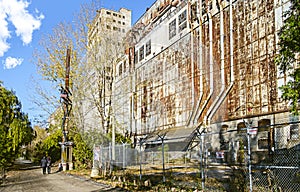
[0,0,156,124]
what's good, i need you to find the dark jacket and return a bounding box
[41,157,47,167]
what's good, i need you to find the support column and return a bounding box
[91,145,100,177]
[60,144,67,171]
[68,144,73,170]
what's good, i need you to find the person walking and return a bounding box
[46,156,51,174]
[41,156,47,174]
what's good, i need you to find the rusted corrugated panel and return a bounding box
[225,0,278,121]
[196,20,208,123]
[213,5,231,121]
[193,29,201,100]
[134,34,193,134]
[130,0,283,134]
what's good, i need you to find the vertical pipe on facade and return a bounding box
[207,0,235,121]
[229,0,234,84]
[130,63,136,133]
[134,59,138,135]
[130,78,134,133]
[206,0,226,124]
[129,48,133,135]
[190,0,195,124]
[188,0,203,126]
[195,10,214,125]
[163,57,166,98]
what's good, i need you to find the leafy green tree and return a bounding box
[30,115,63,163]
[72,133,93,169]
[42,129,62,162]
[276,0,300,114]
[0,82,34,170]
[29,125,51,162]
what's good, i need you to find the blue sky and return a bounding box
[0,0,155,124]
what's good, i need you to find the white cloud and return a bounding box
[0,4,11,57]
[3,56,24,69]
[0,0,44,56]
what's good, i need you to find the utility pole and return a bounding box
[59,48,73,171]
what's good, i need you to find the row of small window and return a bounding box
[220,138,271,150]
[96,18,125,26]
[222,119,299,138]
[134,40,151,64]
[112,20,126,25]
[106,25,126,33]
[106,11,125,19]
[132,10,187,64]
[169,10,187,40]
[221,119,299,150]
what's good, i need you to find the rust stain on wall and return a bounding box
[123,0,283,136]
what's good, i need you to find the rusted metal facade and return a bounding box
[113,0,297,154]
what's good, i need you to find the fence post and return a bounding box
[244,119,253,192]
[185,152,187,173]
[109,142,112,175]
[123,143,126,169]
[158,133,166,183]
[101,145,105,176]
[197,129,205,190]
[102,145,106,176]
[91,144,100,177]
[139,138,143,180]
[152,151,154,164]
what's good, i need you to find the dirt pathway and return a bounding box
[0,166,119,192]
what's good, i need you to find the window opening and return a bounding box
[139,45,144,61]
[178,10,187,32]
[169,19,176,39]
[146,40,151,56]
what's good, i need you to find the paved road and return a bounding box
[0,166,119,192]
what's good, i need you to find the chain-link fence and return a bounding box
[92,122,300,191]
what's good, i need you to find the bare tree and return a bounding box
[31,1,101,134]
[82,11,128,136]
[31,1,129,146]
